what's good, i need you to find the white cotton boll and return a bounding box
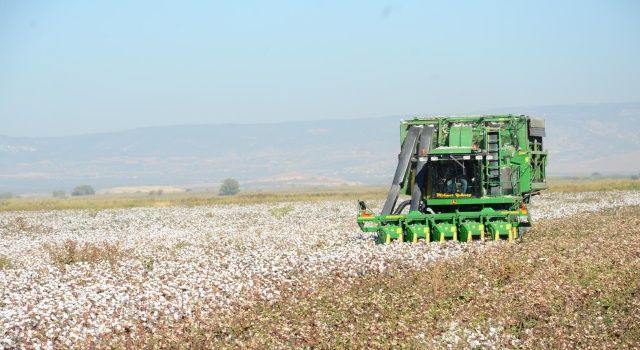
[2,192,640,348]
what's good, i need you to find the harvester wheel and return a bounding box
[392,200,411,214]
[392,200,426,214]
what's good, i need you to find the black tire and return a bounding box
[393,200,411,214]
[392,200,426,214]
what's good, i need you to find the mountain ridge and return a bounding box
[2,102,639,194]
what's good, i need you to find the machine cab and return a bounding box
[426,156,482,199]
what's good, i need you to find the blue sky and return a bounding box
[1,0,639,137]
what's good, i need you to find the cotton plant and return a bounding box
[1,191,639,348]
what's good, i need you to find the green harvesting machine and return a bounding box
[357,115,547,244]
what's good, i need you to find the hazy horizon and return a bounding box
[2,100,639,138]
[2,101,640,195]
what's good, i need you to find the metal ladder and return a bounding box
[486,130,501,195]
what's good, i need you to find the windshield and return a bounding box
[427,159,481,198]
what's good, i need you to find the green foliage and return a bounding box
[0,255,12,269]
[52,190,67,198]
[143,258,155,271]
[631,174,639,181]
[71,185,95,196]
[218,178,240,196]
[269,205,294,218]
[174,241,191,250]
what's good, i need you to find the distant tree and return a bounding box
[0,192,13,199]
[591,172,602,177]
[71,185,95,196]
[148,189,164,196]
[632,174,639,181]
[219,178,240,196]
[52,190,67,198]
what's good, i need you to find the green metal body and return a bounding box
[358,115,547,243]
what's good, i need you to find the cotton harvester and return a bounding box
[357,115,547,243]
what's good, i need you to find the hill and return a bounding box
[1,102,639,194]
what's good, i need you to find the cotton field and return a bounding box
[1,191,640,349]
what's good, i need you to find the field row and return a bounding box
[1,191,639,348]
